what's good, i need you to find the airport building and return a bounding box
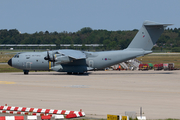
[0,44,103,50]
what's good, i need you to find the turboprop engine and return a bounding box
[55,55,71,64]
[51,55,73,72]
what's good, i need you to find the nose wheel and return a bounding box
[23,70,29,75]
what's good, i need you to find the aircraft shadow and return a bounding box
[90,72,174,75]
[12,72,90,76]
[12,71,174,76]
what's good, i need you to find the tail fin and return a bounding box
[127,20,172,50]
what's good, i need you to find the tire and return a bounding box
[24,71,29,75]
[67,72,72,75]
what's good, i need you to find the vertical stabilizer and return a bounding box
[127,21,172,50]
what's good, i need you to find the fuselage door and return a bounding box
[26,62,31,69]
[89,60,94,68]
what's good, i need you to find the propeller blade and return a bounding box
[44,50,50,60]
[53,55,55,66]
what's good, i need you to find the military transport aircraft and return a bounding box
[8,21,172,75]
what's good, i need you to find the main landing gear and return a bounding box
[67,72,84,75]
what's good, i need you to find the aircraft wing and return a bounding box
[57,50,86,60]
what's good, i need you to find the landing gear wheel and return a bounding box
[23,70,29,75]
[67,72,72,75]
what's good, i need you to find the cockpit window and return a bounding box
[13,54,19,58]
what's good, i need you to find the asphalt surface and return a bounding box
[0,70,180,119]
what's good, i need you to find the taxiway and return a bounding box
[0,70,180,119]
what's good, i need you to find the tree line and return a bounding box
[0,27,180,51]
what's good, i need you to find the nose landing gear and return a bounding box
[23,70,29,75]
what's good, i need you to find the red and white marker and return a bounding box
[0,106,85,118]
[0,116,24,120]
[0,110,51,116]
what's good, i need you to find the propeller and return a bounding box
[44,50,56,67]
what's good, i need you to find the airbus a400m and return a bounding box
[8,21,172,75]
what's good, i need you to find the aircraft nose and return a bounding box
[8,59,12,66]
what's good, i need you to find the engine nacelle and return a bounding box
[55,56,71,64]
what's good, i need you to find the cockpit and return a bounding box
[13,54,20,58]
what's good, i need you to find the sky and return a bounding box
[0,0,179,33]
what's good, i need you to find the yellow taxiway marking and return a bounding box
[0,81,15,84]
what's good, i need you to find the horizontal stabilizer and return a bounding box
[143,21,173,27]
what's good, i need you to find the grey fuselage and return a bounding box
[9,48,150,73]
